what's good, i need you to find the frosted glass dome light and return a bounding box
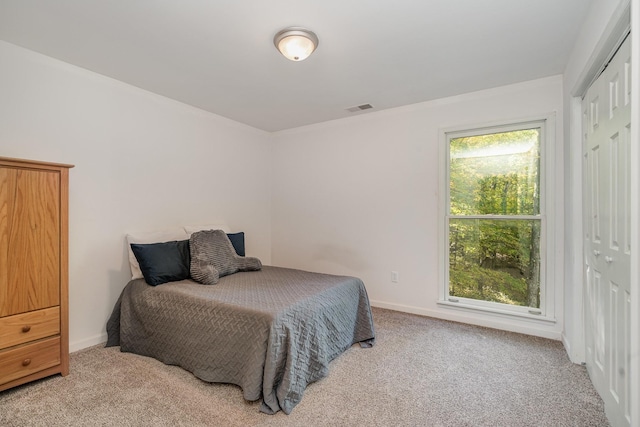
[274,27,318,61]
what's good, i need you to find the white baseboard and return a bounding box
[369,300,562,341]
[561,332,572,360]
[69,303,562,352]
[69,333,107,353]
[561,331,586,365]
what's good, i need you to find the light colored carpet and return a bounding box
[0,308,609,426]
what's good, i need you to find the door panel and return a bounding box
[0,168,18,316]
[0,168,60,317]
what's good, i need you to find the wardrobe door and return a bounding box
[0,167,60,318]
[0,167,17,317]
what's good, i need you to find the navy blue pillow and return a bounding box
[130,240,190,286]
[227,232,245,257]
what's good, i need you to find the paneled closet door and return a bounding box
[582,34,631,427]
[0,167,60,317]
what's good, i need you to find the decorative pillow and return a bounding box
[184,224,244,255]
[226,232,245,257]
[126,228,189,280]
[189,229,261,285]
[130,240,191,286]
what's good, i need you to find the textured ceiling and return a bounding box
[0,0,593,131]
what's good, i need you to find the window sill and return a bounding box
[437,299,557,324]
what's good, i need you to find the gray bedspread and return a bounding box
[106,266,375,414]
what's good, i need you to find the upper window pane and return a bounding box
[450,129,540,216]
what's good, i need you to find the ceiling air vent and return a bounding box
[346,104,374,113]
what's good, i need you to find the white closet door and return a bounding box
[582,35,631,427]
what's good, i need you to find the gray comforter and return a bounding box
[106,266,375,414]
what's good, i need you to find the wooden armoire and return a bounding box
[0,157,73,391]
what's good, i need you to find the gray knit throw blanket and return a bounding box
[190,229,262,285]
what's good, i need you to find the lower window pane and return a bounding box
[449,218,541,308]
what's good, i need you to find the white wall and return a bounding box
[0,41,272,351]
[562,0,628,363]
[272,75,565,339]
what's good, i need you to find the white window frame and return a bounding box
[438,115,556,323]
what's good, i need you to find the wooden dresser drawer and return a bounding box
[0,307,60,350]
[0,337,61,385]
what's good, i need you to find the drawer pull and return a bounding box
[22,325,31,333]
[22,358,32,367]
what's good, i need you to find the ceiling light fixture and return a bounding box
[273,27,318,61]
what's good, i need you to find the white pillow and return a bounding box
[126,228,189,280]
[183,223,231,236]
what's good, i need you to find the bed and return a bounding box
[106,262,375,414]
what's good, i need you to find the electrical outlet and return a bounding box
[391,271,399,283]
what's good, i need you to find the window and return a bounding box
[440,118,553,319]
